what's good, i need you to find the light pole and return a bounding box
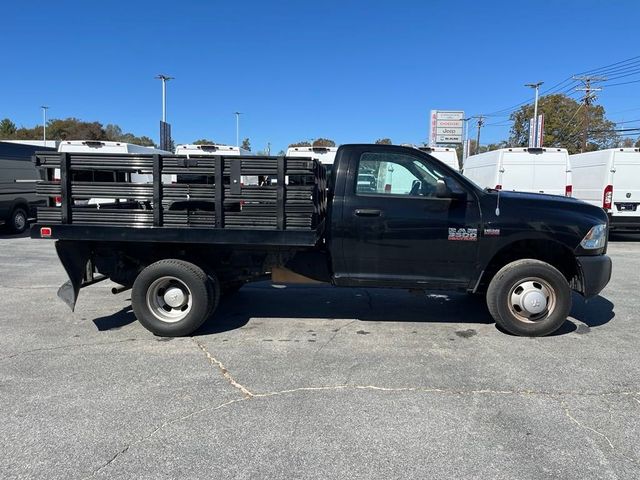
[41,106,49,143]
[234,112,243,147]
[462,117,471,162]
[155,74,174,122]
[525,81,544,147]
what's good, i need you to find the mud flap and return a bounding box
[55,240,91,311]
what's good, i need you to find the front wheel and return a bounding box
[131,259,219,336]
[486,259,572,337]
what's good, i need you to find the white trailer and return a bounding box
[417,146,460,170]
[570,148,640,231]
[462,147,571,197]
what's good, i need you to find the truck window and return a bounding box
[356,152,463,197]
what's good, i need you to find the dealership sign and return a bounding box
[430,110,464,144]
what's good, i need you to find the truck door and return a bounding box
[335,146,481,288]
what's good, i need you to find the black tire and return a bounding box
[131,259,218,337]
[9,206,28,234]
[486,259,571,337]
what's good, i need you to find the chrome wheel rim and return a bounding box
[14,212,26,231]
[146,276,192,323]
[507,277,556,323]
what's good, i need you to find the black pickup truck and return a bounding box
[31,144,612,337]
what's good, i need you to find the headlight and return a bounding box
[580,224,607,250]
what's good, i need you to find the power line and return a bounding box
[607,78,640,88]
[575,55,640,76]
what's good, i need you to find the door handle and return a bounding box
[354,209,382,217]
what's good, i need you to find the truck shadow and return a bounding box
[0,228,30,239]
[191,284,614,337]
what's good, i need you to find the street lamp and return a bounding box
[234,112,243,147]
[525,81,544,147]
[155,74,174,122]
[41,106,49,143]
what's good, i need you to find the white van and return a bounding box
[417,146,460,170]
[570,148,640,231]
[57,141,172,205]
[175,143,252,157]
[286,146,338,167]
[175,143,255,184]
[462,147,571,196]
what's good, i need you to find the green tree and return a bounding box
[288,141,312,148]
[509,94,617,154]
[375,138,392,145]
[241,137,251,151]
[192,139,216,145]
[313,138,336,147]
[0,118,17,138]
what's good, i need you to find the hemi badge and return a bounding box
[40,227,52,238]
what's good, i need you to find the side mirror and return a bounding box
[435,179,451,198]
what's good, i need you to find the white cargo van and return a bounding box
[175,143,251,157]
[57,141,172,205]
[417,146,460,170]
[570,148,640,231]
[175,143,255,184]
[286,146,338,167]
[462,147,571,196]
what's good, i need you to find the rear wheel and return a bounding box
[132,259,219,336]
[9,206,28,233]
[486,259,571,337]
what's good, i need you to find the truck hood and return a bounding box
[482,189,609,249]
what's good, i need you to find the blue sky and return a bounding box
[2,0,639,152]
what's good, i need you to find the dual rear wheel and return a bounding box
[131,259,219,337]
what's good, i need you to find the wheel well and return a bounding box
[478,239,579,293]
[11,200,29,213]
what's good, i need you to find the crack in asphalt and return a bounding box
[313,319,358,359]
[84,342,640,477]
[193,339,253,398]
[561,400,638,466]
[0,338,139,362]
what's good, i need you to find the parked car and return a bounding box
[417,146,460,170]
[570,148,640,231]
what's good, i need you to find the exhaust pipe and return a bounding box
[111,285,131,295]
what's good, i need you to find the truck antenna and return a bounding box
[495,189,501,216]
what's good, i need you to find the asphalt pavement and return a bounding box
[0,231,638,479]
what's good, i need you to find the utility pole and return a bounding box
[574,75,605,152]
[40,106,49,143]
[234,112,243,147]
[525,81,544,147]
[473,116,484,155]
[155,74,174,122]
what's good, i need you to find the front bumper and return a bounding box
[576,254,612,298]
